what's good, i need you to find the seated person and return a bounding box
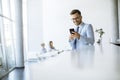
[48,41,57,52]
[40,43,47,54]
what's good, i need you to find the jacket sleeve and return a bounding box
[78,24,95,45]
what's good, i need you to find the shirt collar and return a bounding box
[78,22,84,27]
[75,22,84,29]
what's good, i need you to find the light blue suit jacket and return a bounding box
[69,22,95,50]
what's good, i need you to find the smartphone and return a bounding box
[69,28,75,34]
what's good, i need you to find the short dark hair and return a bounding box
[70,9,81,16]
[49,41,53,43]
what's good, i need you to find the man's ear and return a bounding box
[80,16,82,19]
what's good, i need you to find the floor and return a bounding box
[1,68,24,80]
[1,62,32,80]
[0,56,45,80]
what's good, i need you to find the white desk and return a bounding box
[28,43,120,80]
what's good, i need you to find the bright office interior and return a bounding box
[0,0,120,79]
[27,0,120,53]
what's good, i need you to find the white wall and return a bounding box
[27,0,119,52]
[43,0,118,50]
[27,0,43,52]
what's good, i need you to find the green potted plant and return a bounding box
[95,28,105,43]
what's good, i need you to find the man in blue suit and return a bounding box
[69,9,95,50]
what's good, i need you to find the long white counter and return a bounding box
[28,43,120,80]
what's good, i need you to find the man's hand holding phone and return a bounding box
[69,28,75,34]
[69,28,80,40]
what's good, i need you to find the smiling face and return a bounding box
[71,13,82,26]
